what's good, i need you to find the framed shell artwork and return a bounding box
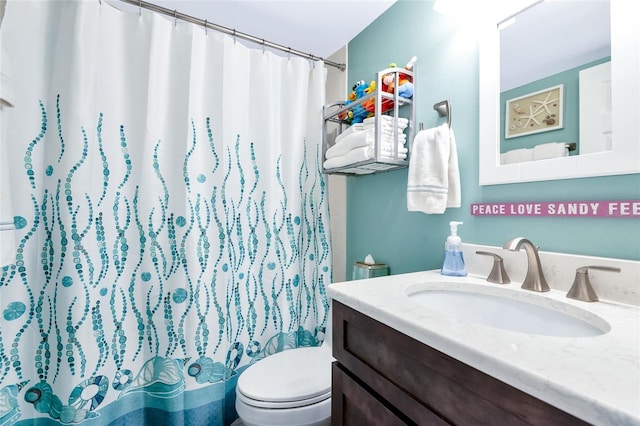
[505,84,564,139]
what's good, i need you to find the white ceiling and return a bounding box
[112,0,397,59]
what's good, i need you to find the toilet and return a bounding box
[235,314,333,426]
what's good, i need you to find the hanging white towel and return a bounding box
[532,142,569,160]
[407,124,461,214]
[502,147,533,164]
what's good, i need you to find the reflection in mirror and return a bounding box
[478,0,640,185]
[499,0,611,164]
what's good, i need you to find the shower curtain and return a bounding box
[0,1,331,425]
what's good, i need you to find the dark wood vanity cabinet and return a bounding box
[331,301,587,426]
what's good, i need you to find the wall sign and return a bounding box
[471,200,640,218]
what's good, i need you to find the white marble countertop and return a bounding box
[328,270,640,425]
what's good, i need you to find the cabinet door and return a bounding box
[332,363,408,426]
[332,301,587,426]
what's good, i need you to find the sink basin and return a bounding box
[407,285,610,337]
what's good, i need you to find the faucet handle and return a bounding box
[566,265,621,302]
[476,251,511,284]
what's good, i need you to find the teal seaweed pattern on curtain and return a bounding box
[0,1,332,423]
[0,2,331,422]
[0,97,330,424]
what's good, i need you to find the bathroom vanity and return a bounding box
[332,300,586,425]
[328,245,640,425]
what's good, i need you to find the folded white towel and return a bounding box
[363,116,409,128]
[380,146,408,155]
[326,129,406,160]
[502,148,533,164]
[327,130,372,159]
[324,145,408,170]
[532,142,568,160]
[407,124,461,214]
[324,146,373,169]
[334,123,405,148]
[361,124,408,139]
[362,123,408,134]
[380,151,408,160]
[334,123,364,145]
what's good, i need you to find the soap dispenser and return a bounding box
[441,221,467,277]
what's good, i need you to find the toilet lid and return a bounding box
[237,346,332,407]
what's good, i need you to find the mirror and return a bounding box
[500,1,610,158]
[479,0,640,185]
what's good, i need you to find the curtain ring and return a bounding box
[174,9,177,27]
[287,47,291,61]
[204,19,208,35]
[138,0,142,16]
[261,39,265,54]
[232,29,237,44]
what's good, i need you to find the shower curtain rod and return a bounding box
[116,0,347,71]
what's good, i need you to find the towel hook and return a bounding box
[434,100,452,127]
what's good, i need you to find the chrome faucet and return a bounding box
[475,251,510,284]
[503,238,550,292]
[566,265,621,302]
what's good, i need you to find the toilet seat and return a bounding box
[236,345,332,409]
[236,389,331,409]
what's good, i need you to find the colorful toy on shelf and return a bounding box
[362,80,376,115]
[338,57,416,125]
[353,80,368,98]
[364,80,376,95]
[340,80,376,124]
[382,56,416,99]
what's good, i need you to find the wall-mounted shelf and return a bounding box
[322,67,415,175]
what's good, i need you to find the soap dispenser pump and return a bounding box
[441,221,467,277]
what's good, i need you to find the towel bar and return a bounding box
[434,100,452,127]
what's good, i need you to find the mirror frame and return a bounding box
[479,0,640,185]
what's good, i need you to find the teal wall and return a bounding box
[345,0,640,278]
[500,57,610,154]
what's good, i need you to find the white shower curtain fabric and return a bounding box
[1,39,16,267]
[0,1,331,425]
[0,102,16,268]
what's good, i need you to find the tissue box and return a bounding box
[352,262,390,280]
